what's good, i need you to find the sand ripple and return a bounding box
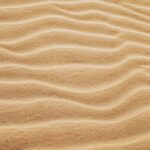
[0,0,150,149]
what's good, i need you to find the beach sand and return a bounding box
[0,0,150,149]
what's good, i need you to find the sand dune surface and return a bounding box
[0,0,150,150]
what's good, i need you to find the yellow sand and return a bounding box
[0,0,150,149]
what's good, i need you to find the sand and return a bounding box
[0,0,150,149]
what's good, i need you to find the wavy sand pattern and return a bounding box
[0,0,150,149]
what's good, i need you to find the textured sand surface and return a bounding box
[0,0,150,150]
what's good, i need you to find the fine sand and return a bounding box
[0,0,150,150]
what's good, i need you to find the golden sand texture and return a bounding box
[0,0,150,149]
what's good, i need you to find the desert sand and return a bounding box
[0,0,150,149]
